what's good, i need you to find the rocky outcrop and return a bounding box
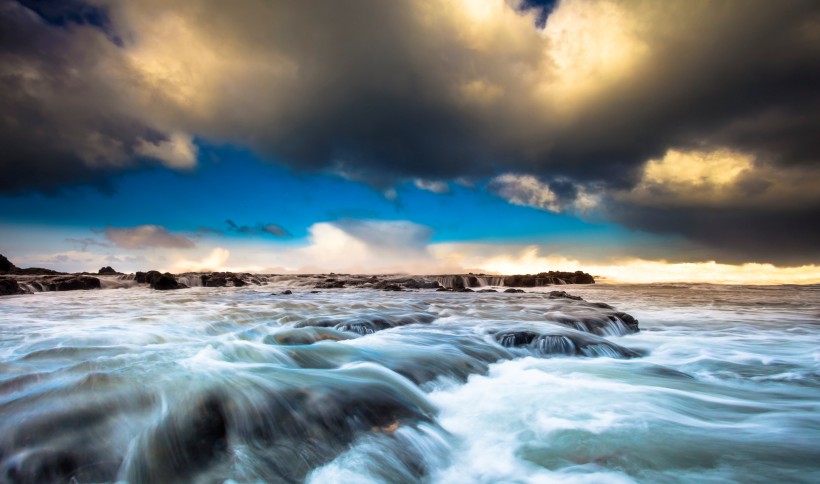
[151,273,184,290]
[315,279,345,289]
[21,276,102,292]
[0,254,16,272]
[547,290,584,300]
[0,277,24,295]
[201,272,251,287]
[98,266,118,275]
[503,271,595,287]
[135,271,161,285]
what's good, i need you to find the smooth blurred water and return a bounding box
[1,283,818,483]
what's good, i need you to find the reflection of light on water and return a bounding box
[0,284,818,482]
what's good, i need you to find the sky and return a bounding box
[1,0,819,283]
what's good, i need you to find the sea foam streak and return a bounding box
[0,284,819,483]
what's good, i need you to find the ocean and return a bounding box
[1,283,818,483]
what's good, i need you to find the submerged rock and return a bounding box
[123,394,229,483]
[265,327,358,345]
[299,312,437,335]
[493,328,642,359]
[547,309,639,336]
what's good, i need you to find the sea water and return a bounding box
[0,284,818,483]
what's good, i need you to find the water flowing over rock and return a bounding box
[1,283,817,482]
[493,328,643,358]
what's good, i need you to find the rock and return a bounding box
[373,278,439,290]
[547,310,640,336]
[478,289,497,293]
[135,270,162,285]
[201,272,247,287]
[435,287,451,292]
[98,266,117,275]
[503,270,595,287]
[0,254,16,272]
[548,290,584,301]
[493,328,642,358]
[281,289,293,295]
[381,284,403,291]
[151,273,183,290]
[456,287,474,292]
[503,288,525,293]
[0,277,23,295]
[124,394,229,483]
[315,279,346,289]
[47,276,101,291]
[264,327,358,345]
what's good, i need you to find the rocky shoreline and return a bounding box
[0,254,595,296]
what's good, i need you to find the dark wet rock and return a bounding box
[201,272,248,287]
[264,327,358,345]
[151,273,184,290]
[548,290,584,301]
[371,278,440,290]
[124,394,229,483]
[299,313,437,335]
[0,391,156,484]
[0,277,24,296]
[39,275,101,291]
[1,448,83,484]
[381,284,403,292]
[590,302,615,309]
[226,375,436,482]
[97,266,118,275]
[456,287,474,292]
[504,288,525,293]
[281,289,292,295]
[478,289,498,293]
[315,279,346,289]
[310,290,320,293]
[503,270,595,287]
[135,270,161,285]
[547,309,640,336]
[435,287,451,292]
[0,254,16,272]
[493,328,642,358]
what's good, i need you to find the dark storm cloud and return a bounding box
[0,0,187,194]
[1,0,819,263]
[611,205,820,266]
